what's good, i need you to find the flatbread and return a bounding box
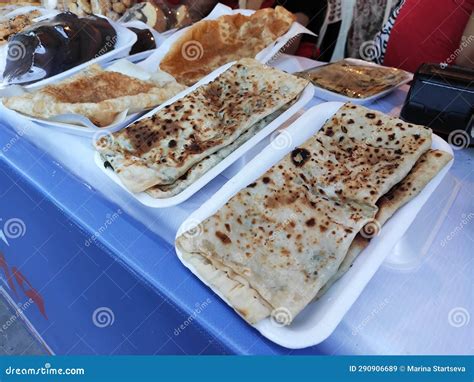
[160,6,295,85]
[96,58,308,193]
[3,65,185,127]
[314,236,369,299]
[176,103,432,325]
[375,149,452,226]
[0,10,41,45]
[181,250,273,324]
[316,149,453,298]
[145,108,285,198]
[296,60,408,98]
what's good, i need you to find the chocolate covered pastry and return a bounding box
[3,12,117,84]
[128,26,156,55]
[119,1,190,32]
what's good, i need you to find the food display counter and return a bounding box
[0,53,472,355]
[0,1,472,358]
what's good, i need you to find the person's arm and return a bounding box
[281,12,309,55]
[455,12,474,68]
[183,0,219,22]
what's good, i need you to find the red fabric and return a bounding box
[384,0,474,72]
[295,42,320,59]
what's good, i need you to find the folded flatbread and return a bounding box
[296,60,409,98]
[96,58,308,193]
[160,6,296,85]
[315,149,452,298]
[176,103,433,325]
[3,65,185,127]
[145,108,285,198]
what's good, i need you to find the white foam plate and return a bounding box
[307,59,413,105]
[0,15,137,90]
[175,102,454,349]
[0,101,144,138]
[0,59,174,137]
[94,61,315,208]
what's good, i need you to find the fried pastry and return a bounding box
[160,6,295,85]
[3,64,185,127]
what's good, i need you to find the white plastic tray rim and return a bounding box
[175,102,454,349]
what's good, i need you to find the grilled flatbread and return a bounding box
[3,65,185,127]
[296,60,409,98]
[145,108,285,198]
[314,236,369,299]
[160,6,295,85]
[375,149,452,226]
[316,149,453,298]
[96,58,308,193]
[176,103,432,325]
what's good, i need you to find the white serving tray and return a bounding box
[0,103,144,138]
[0,59,174,137]
[94,61,315,208]
[138,3,314,73]
[308,58,413,105]
[175,102,454,349]
[0,16,137,90]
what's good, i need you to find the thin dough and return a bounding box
[160,6,295,85]
[96,58,308,193]
[176,103,433,325]
[316,149,453,299]
[3,65,185,127]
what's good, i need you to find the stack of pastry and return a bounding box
[42,0,136,19]
[119,1,191,32]
[0,9,41,45]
